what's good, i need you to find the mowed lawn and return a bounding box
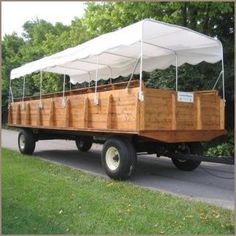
[2,148,234,234]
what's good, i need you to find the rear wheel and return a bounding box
[101,136,137,180]
[18,129,36,155]
[75,136,93,152]
[171,143,203,171]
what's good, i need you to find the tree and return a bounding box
[2,2,234,129]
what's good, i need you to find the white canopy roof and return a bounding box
[10,19,222,84]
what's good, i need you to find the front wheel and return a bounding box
[101,136,137,180]
[18,129,36,155]
[171,143,203,171]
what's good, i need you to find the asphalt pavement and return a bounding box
[1,128,234,210]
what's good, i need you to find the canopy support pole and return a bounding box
[212,71,223,90]
[175,53,178,92]
[21,76,26,109]
[126,57,140,89]
[8,79,14,109]
[39,70,43,108]
[221,44,225,101]
[139,25,144,101]
[94,56,99,105]
[88,72,92,87]
[62,74,66,107]
[109,68,112,84]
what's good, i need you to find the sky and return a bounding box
[2,1,86,38]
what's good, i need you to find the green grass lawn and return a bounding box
[2,148,234,234]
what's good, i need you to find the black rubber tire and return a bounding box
[172,143,203,171]
[75,136,93,152]
[18,129,36,155]
[101,136,137,180]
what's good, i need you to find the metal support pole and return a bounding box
[175,53,178,92]
[212,71,223,90]
[110,68,112,84]
[126,57,140,89]
[39,70,43,108]
[139,25,144,101]
[8,78,14,109]
[62,74,66,107]
[88,72,91,87]
[94,56,99,105]
[221,44,225,101]
[21,76,26,109]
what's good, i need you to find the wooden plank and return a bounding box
[135,95,140,130]
[15,104,21,124]
[64,99,70,127]
[36,104,42,126]
[219,99,225,129]
[171,93,176,130]
[106,94,113,129]
[82,97,89,128]
[196,96,202,130]
[25,103,31,125]
[49,99,55,126]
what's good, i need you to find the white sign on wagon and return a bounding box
[177,92,194,103]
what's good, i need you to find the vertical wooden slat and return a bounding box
[220,99,225,129]
[196,95,202,129]
[82,97,88,128]
[106,94,113,129]
[25,103,30,125]
[16,104,21,124]
[36,104,42,126]
[64,99,70,127]
[49,99,54,126]
[171,93,176,130]
[135,95,140,130]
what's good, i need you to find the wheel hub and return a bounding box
[19,134,26,150]
[105,147,120,171]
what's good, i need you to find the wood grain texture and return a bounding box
[8,82,225,143]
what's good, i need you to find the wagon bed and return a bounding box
[8,80,225,143]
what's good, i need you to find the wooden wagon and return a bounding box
[8,19,226,179]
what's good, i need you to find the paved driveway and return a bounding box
[2,129,234,210]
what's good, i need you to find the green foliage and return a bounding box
[205,130,234,157]
[2,148,234,234]
[2,2,234,129]
[207,143,234,157]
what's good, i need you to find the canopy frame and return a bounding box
[8,18,225,107]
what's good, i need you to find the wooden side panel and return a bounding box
[143,89,173,130]
[176,101,195,130]
[200,94,221,129]
[142,88,224,133]
[8,82,224,143]
[9,86,139,132]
